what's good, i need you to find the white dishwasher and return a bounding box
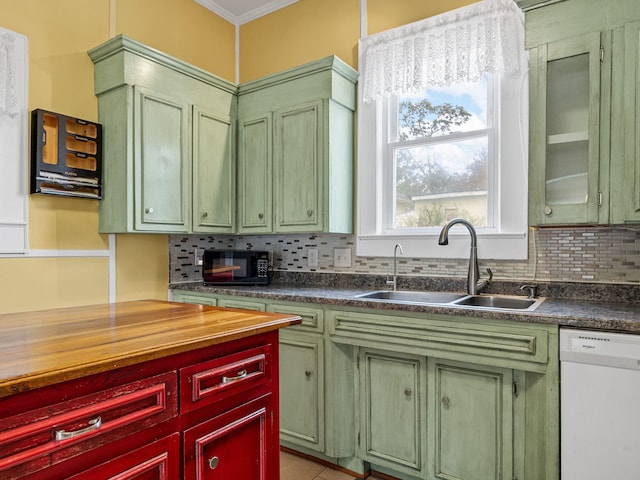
[560,328,640,480]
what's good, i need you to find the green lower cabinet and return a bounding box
[170,292,559,479]
[170,291,217,306]
[279,330,325,452]
[429,359,514,480]
[359,349,426,478]
[359,350,516,480]
[216,297,266,311]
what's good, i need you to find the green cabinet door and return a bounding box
[134,86,189,232]
[529,32,608,225]
[611,21,640,223]
[192,107,235,233]
[274,100,323,232]
[279,330,325,452]
[237,114,272,233]
[429,359,513,480]
[359,348,426,478]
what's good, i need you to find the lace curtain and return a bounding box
[360,0,525,103]
[0,31,19,118]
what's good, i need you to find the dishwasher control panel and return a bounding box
[560,329,640,370]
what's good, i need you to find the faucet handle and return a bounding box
[520,284,538,299]
[486,268,493,282]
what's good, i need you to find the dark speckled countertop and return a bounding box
[170,273,640,334]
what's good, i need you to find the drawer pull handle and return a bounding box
[305,370,312,377]
[441,396,450,407]
[55,416,102,441]
[404,387,412,396]
[222,369,247,384]
[208,456,220,470]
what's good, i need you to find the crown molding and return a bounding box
[194,0,300,25]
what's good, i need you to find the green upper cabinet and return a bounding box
[237,56,358,234]
[528,32,609,225]
[134,86,190,231]
[88,35,236,234]
[192,106,235,232]
[610,20,640,223]
[238,114,272,232]
[525,0,640,225]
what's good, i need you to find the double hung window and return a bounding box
[357,0,528,260]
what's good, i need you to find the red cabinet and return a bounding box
[184,395,275,479]
[0,332,280,480]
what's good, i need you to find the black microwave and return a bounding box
[202,250,270,285]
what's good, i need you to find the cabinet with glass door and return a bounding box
[528,32,610,225]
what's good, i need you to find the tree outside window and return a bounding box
[391,76,490,229]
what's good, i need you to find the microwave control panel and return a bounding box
[257,258,269,278]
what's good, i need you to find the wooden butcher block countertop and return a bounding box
[0,300,301,399]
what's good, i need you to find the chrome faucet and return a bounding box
[386,243,404,291]
[438,218,492,295]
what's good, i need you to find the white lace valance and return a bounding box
[0,30,19,118]
[360,0,525,103]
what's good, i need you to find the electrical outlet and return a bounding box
[308,248,319,267]
[334,247,351,268]
[194,248,203,266]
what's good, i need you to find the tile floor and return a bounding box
[280,451,387,480]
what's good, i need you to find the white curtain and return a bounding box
[360,0,525,103]
[0,30,19,118]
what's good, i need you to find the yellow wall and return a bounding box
[0,0,234,314]
[367,0,476,36]
[239,0,477,81]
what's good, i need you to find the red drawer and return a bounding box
[0,371,177,478]
[180,344,272,414]
[66,433,180,480]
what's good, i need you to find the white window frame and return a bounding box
[0,27,28,254]
[356,54,529,260]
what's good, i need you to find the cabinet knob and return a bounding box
[305,370,312,377]
[307,209,313,217]
[202,211,208,218]
[404,387,412,397]
[208,456,219,470]
[441,396,450,407]
[544,205,552,215]
[258,213,264,219]
[145,207,154,214]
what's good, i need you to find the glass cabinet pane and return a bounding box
[545,53,590,205]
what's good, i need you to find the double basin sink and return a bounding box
[355,290,544,311]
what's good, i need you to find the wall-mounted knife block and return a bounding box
[30,109,103,199]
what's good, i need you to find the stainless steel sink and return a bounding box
[356,290,467,304]
[355,291,544,311]
[452,295,540,310]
